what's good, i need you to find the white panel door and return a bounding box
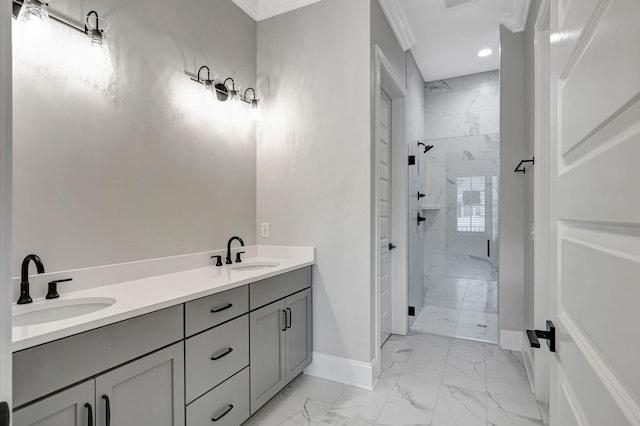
[0,0,12,421]
[379,90,392,346]
[549,0,640,424]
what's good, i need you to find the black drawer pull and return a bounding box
[211,347,234,361]
[211,303,233,313]
[286,307,292,329]
[101,395,111,426]
[211,404,234,422]
[84,403,93,426]
[282,310,287,332]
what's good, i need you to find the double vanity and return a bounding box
[11,245,314,426]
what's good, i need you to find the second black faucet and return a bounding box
[226,236,245,265]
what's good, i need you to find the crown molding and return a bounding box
[232,0,323,21]
[378,0,417,52]
[258,0,323,21]
[501,0,532,32]
[232,0,259,21]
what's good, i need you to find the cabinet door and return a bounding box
[249,300,286,414]
[13,381,94,426]
[285,289,312,382]
[95,342,184,426]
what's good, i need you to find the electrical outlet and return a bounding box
[261,223,269,238]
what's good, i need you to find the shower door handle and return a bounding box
[487,240,490,258]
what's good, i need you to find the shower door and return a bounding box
[446,158,499,281]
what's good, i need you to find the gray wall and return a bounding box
[13,0,257,275]
[524,0,541,333]
[256,0,373,363]
[499,25,526,334]
[1,0,13,405]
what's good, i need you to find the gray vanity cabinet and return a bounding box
[284,289,312,381]
[14,343,184,426]
[95,342,184,426]
[250,287,312,414]
[249,299,287,412]
[13,381,94,426]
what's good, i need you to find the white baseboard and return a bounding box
[304,352,375,390]
[521,343,536,394]
[500,329,524,352]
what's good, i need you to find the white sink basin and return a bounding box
[229,261,280,271]
[13,297,116,327]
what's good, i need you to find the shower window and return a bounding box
[457,176,486,232]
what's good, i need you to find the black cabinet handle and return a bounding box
[102,395,111,426]
[211,347,234,361]
[211,303,233,313]
[282,310,287,332]
[0,402,10,426]
[487,239,491,258]
[211,404,234,422]
[286,307,292,329]
[85,403,94,426]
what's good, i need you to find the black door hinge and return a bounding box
[408,155,415,165]
[408,306,415,316]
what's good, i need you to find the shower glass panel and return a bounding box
[412,133,499,343]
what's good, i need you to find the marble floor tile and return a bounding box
[487,397,544,426]
[249,332,544,426]
[442,340,487,392]
[386,369,442,415]
[431,385,487,426]
[375,401,431,426]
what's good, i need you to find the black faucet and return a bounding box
[18,254,45,305]
[226,236,245,265]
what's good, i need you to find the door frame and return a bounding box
[0,0,13,411]
[373,44,407,382]
[532,0,551,404]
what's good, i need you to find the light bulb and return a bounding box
[16,0,51,40]
[84,14,113,76]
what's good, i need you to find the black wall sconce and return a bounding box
[188,68,261,117]
[191,65,217,93]
[243,88,259,110]
[13,0,111,46]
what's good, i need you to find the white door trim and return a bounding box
[373,44,407,383]
[531,0,551,404]
[0,0,13,409]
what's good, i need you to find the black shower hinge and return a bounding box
[408,155,416,165]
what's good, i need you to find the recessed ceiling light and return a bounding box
[478,49,493,57]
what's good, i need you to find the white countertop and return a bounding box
[12,248,314,352]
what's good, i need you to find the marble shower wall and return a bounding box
[422,71,500,309]
[425,70,499,140]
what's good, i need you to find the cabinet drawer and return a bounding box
[250,267,311,310]
[185,315,249,403]
[185,286,248,337]
[187,367,250,426]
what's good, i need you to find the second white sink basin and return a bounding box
[229,261,280,271]
[13,297,116,327]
